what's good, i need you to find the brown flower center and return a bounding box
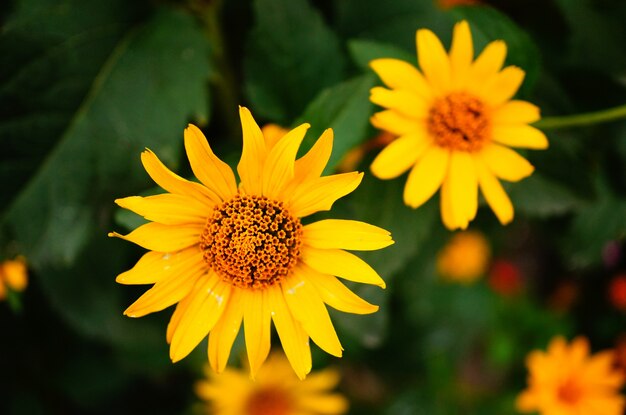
[557,378,583,405]
[200,195,302,290]
[427,92,490,152]
[246,388,293,415]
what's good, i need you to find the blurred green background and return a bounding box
[1,0,626,413]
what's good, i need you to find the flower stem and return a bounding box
[535,103,626,130]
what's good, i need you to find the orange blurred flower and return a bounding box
[437,231,490,283]
[0,256,28,300]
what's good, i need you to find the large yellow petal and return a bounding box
[170,273,231,362]
[282,269,343,357]
[166,293,192,344]
[479,66,525,106]
[370,131,430,179]
[301,245,386,288]
[268,285,312,379]
[467,40,507,87]
[446,151,478,230]
[140,149,218,204]
[416,28,451,94]
[449,20,473,88]
[294,129,333,182]
[403,145,449,208]
[492,125,549,149]
[289,172,363,217]
[116,246,202,285]
[262,123,310,198]
[475,157,514,225]
[208,288,244,373]
[114,194,210,226]
[237,107,267,195]
[306,271,379,315]
[371,110,423,135]
[369,58,432,99]
[123,258,206,318]
[492,100,541,124]
[242,289,271,378]
[184,124,238,201]
[370,87,429,119]
[302,220,393,251]
[480,143,534,182]
[108,222,201,252]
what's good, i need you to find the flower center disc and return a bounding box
[246,388,292,415]
[427,92,490,152]
[200,195,302,290]
[557,378,583,405]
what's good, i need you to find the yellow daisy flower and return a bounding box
[436,231,490,284]
[196,351,348,415]
[110,107,393,379]
[369,21,548,230]
[0,256,28,300]
[517,336,626,415]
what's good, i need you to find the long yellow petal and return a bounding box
[370,87,429,119]
[449,20,473,88]
[302,220,393,251]
[369,58,432,99]
[370,132,430,179]
[184,124,238,202]
[243,289,271,378]
[289,172,363,218]
[296,368,341,391]
[298,394,350,414]
[475,157,514,225]
[141,149,218,204]
[447,151,478,230]
[114,194,210,226]
[116,246,202,285]
[108,222,201,252]
[300,246,386,288]
[294,128,333,182]
[268,285,312,379]
[416,28,451,94]
[306,271,379,315]
[262,123,309,198]
[166,294,192,344]
[170,273,231,362]
[492,125,549,149]
[468,40,507,86]
[440,173,457,230]
[282,270,343,357]
[403,145,449,208]
[480,143,534,182]
[492,100,541,124]
[371,110,423,135]
[479,66,525,106]
[237,107,267,195]
[123,259,206,318]
[208,288,244,373]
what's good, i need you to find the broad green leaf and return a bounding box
[244,0,347,123]
[296,74,377,171]
[1,8,211,345]
[507,174,582,218]
[348,39,417,70]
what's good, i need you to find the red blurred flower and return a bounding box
[488,259,522,296]
[609,274,626,311]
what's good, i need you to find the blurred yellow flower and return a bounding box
[261,123,289,148]
[369,21,548,230]
[196,352,349,415]
[0,256,28,300]
[517,336,625,415]
[436,231,490,283]
[110,107,393,379]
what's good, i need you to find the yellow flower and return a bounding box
[369,21,548,230]
[196,351,348,415]
[0,256,28,300]
[517,336,626,415]
[110,107,393,379]
[436,231,489,283]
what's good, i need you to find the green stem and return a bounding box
[534,103,626,130]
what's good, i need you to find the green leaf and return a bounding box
[244,0,347,123]
[296,74,377,171]
[0,8,211,344]
[348,39,417,70]
[507,174,582,218]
